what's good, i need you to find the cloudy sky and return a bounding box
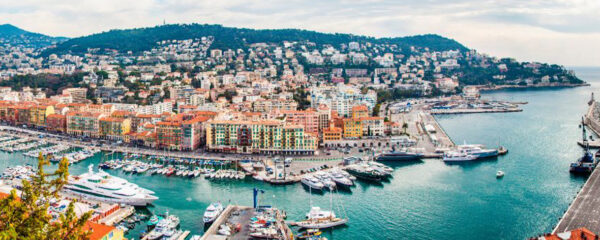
[2,0,599,66]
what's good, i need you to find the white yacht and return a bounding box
[146,213,180,240]
[457,144,498,158]
[301,176,325,191]
[203,202,224,224]
[443,151,478,162]
[296,206,348,229]
[329,171,354,188]
[63,165,158,206]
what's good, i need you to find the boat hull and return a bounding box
[377,154,422,161]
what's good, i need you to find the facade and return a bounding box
[29,105,55,128]
[156,120,184,150]
[351,105,369,119]
[206,120,317,155]
[46,114,67,132]
[342,118,362,139]
[66,112,105,138]
[360,117,384,136]
[99,117,131,140]
[281,109,319,134]
[323,126,342,142]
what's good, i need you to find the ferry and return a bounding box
[63,165,158,206]
[376,150,423,161]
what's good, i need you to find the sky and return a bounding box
[1,0,599,67]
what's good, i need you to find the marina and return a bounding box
[0,67,597,239]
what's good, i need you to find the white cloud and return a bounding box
[1,0,598,66]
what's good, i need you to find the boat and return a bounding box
[63,165,158,206]
[442,152,478,162]
[496,171,505,178]
[296,202,348,229]
[345,165,384,182]
[203,202,224,224]
[457,143,499,158]
[329,171,354,188]
[297,229,322,239]
[376,150,423,161]
[571,123,599,174]
[146,212,180,240]
[301,176,325,191]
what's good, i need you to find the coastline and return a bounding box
[476,83,589,92]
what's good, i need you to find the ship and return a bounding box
[63,165,158,206]
[570,121,599,174]
[376,150,423,161]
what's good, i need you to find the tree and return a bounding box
[0,153,91,239]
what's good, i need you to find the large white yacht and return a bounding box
[457,144,499,158]
[63,165,158,206]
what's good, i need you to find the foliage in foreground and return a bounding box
[0,153,91,240]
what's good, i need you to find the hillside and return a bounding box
[44,24,468,55]
[0,24,66,48]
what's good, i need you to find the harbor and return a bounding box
[0,69,598,239]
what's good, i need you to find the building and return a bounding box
[66,112,105,138]
[99,117,132,140]
[29,105,55,128]
[359,117,384,136]
[205,120,317,155]
[156,119,184,150]
[351,105,369,119]
[46,114,67,133]
[280,109,319,134]
[84,221,124,240]
[62,88,88,103]
[342,118,362,139]
[323,126,342,142]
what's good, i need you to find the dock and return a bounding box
[430,108,522,115]
[201,205,292,240]
[553,166,600,233]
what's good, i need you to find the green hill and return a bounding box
[0,24,67,48]
[44,24,467,55]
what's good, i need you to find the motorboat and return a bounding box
[203,202,224,224]
[496,171,505,178]
[301,176,325,191]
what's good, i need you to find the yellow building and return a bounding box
[323,126,342,142]
[99,117,131,140]
[351,105,369,119]
[343,118,363,139]
[29,105,55,127]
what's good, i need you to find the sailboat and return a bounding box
[296,188,348,229]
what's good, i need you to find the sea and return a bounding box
[1,67,599,240]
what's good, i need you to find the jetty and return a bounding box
[554,166,600,233]
[555,97,600,233]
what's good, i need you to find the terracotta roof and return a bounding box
[539,228,598,240]
[84,221,116,240]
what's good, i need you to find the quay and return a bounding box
[201,205,292,240]
[429,108,522,115]
[553,166,600,234]
[555,99,600,234]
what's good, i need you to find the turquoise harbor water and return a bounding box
[1,67,599,239]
